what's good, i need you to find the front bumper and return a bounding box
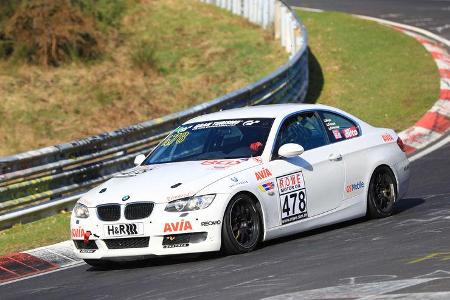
[70,194,228,260]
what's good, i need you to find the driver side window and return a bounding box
[273,112,328,157]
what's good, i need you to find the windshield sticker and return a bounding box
[192,120,242,130]
[249,142,263,152]
[175,125,193,133]
[243,120,260,126]
[162,132,189,147]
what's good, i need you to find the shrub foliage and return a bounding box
[2,0,103,66]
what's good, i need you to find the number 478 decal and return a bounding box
[276,171,308,224]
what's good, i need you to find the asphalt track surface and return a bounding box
[2,2,450,300]
[286,0,450,40]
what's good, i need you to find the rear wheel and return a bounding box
[367,166,397,218]
[221,194,261,254]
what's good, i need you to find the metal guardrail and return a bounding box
[0,0,309,229]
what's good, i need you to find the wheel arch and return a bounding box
[228,191,267,242]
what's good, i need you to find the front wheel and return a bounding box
[221,194,262,254]
[367,166,397,218]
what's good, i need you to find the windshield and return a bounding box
[144,118,274,164]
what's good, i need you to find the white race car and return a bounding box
[71,104,410,266]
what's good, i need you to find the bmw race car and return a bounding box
[71,104,410,266]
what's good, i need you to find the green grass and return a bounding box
[0,212,70,256]
[297,10,439,131]
[0,0,286,156]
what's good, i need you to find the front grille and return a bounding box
[73,240,98,250]
[103,237,150,249]
[125,202,154,220]
[97,204,120,221]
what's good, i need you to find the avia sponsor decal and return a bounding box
[332,129,342,140]
[258,181,275,192]
[255,167,272,180]
[277,172,308,224]
[201,220,221,226]
[71,227,85,238]
[382,133,394,142]
[345,181,365,193]
[167,192,194,201]
[164,220,193,233]
[342,126,359,139]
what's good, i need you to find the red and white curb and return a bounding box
[296,7,450,156]
[394,30,450,155]
[0,241,81,285]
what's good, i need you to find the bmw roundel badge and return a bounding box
[122,195,130,201]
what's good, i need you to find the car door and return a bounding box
[267,111,346,226]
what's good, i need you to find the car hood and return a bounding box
[80,158,261,206]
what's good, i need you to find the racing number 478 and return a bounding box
[282,190,306,216]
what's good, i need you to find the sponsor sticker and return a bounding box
[382,133,394,142]
[258,181,275,192]
[71,227,86,238]
[255,167,273,181]
[161,132,189,147]
[164,220,193,233]
[104,223,144,237]
[201,220,221,226]
[243,120,261,126]
[276,172,308,224]
[202,160,241,166]
[167,192,194,201]
[192,120,242,130]
[345,181,365,193]
[332,129,342,140]
[80,249,96,253]
[342,126,358,139]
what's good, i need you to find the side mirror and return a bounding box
[278,143,304,158]
[134,154,146,166]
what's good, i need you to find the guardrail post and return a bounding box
[274,1,281,40]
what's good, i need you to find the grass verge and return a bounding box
[0,212,70,256]
[297,10,439,131]
[0,0,286,156]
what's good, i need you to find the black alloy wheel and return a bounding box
[222,194,261,254]
[367,166,397,218]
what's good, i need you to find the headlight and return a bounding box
[73,203,89,218]
[165,194,216,212]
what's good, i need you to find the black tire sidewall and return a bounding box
[221,194,261,254]
[367,166,397,218]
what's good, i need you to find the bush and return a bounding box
[4,0,102,66]
[131,40,157,72]
[72,0,131,29]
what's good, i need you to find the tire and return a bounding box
[221,194,262,255]
[367,166,397,219]
[83,259,115,268]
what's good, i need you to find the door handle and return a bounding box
[329,153,342,161]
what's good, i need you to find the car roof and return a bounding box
[186,103,339,123]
